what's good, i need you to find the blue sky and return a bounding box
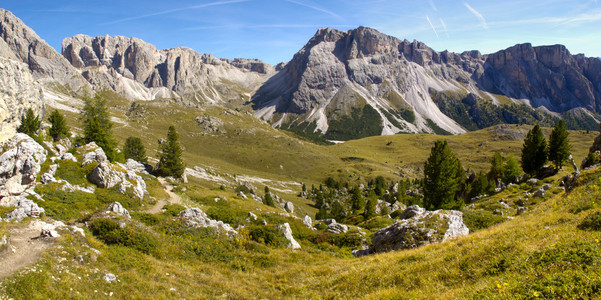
[2,0,601,65]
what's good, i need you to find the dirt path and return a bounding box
[0,223,54,280]
[145,177,183,214]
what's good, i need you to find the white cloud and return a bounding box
[286,0,343,19]
[440,18,449,38]
[428,0,437,11]
[426,16,439,39]
[464,2,488,29]
[102,0,248,25]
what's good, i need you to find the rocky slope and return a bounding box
[0,9,87,93]
[62,34,276,102]
[252,27,601,139]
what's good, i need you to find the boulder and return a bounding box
[88,162,123,189]
[103,273,117,283]
[40,172,56,184]
[106,202,130,218]
[326,223,349,234]
[303,215,313,229]
[517,206,528,215]
[2,198,45,222]
[178,207,237,235]
[238,191,248,199]
[122,159,148,174]
[533,188,545,198]
[527,178,538,186]
[284,201,294,214]
[371,210,469,253]
[81,143,107,165]
[0,133,46,197]
[248,212,257,221]
[277,222,301,249]
[59,152,77,162]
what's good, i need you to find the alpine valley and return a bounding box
[2,7,601,299]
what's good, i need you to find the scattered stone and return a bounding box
[326,223,349,234]
[194,116,225,134]
[238,191,248,199]
[248,212,257,221]
[0,234,6,246]
[352,248,373,257]
[277,223,301,249]
[371,210,469,253]
[499,201,511,209]
[533,188,545,198]
[106,202,130,218]
[320,218,337,225]
[527,178,538,186]
[103,273,117,283]
[542,184,550,190]
[59,152,77,162]
[517,206,528,215]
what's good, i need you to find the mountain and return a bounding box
[61,34,276,103]
[0,9,87,93]
[252,27,601,139]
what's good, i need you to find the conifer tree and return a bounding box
[423,140,464,210]
[503,154,522,184]
[548,120,571,170]
[123,137,147,164]
[155,125,185,178]
[350,186,365,212]
[330,201,345,221]
[488,152,504,181]
[521,124,548,176]
[363,190,377,220]
[263,186,275,207]
[48,110,69,141]
[82,95,117,161]
[17,108,41,137]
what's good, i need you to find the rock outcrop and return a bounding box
[88,161,147,200]
[0,9,87,91]
[0,57,43,142]
[106,202,131,218]
[0,133,46,198]
[371,207,469,253]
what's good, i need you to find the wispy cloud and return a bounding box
[426,16,439,39]
[464,2,488,29]
[184,23,353,31]
[102,0,248,25]
[489,9,601,27]
[286,0,342,19]
[439,18,449,38]
[428,0,437,11]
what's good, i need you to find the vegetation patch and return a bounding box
[325,105,383,141]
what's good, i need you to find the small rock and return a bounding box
[326,223,348,234]
[527,178,538,186]
[0,234,7,246]
[517,206,528,215]
[106,202,131,218]
[303,215,313,229]
[533,188,545,198]
[352,248,373,257]
[399,205,425,219]
[238,191,248,199]
[248,212,257,221]
[103,273,117,283]
[542,184,550,190]
[284,201,294,214]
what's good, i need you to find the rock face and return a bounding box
[0,133,46,198]
[277,222,301,249]
[61,34,275,102]
[252,26,601,140]
[371,208,469,253]
[0,57,43,142]
[178,207,237,235]
[0,9,87,91]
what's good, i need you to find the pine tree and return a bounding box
[521,124,548,176]
[469,171,491,199]
[423,140,464,210]
[548,120,571,170]
[17,108,41,137]
[48,110,69,141]
[330,201,345,221]
[503,154,522,184]
[263,186,275,207]
[155,125,185,178]
[488,152,504,180]
[363,190,377,220]
[350,186,365,212]
[123,137,147,164]
[82,96,117,161]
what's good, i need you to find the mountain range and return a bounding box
[1,8,600,141]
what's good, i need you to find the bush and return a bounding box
[206,207,247,225]
[55,160,95,186]
[36,184,99,221]
[162,204,186,216]
[132,213,162,226]
[90,218,158,254]
[462,209,505,231]
[578,211,601,231]
[248,225,288,247]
